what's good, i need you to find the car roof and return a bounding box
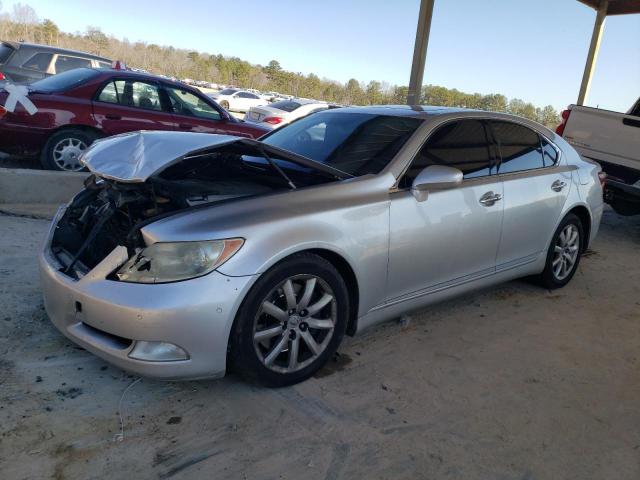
[331,104,469,118]
[2,41,111,61]
[328,105,554,134]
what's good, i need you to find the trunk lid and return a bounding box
[245,105,286,123]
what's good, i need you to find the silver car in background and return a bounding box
[39,106,604,386]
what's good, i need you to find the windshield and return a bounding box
[261,111,422,176]
[30,68,100,92]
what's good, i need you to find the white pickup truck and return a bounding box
[557,97,640,216]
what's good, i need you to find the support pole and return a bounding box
[407,0,435,105]
[577,0,608,105]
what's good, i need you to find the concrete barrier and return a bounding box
[0,167,89,204]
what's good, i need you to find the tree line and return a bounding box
[0,2,560,127]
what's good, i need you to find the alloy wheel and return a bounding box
[253,274,337,374]
[552,224,580,281]
[52,137,88,171]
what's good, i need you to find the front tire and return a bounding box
[220,100,230,110]
[538,213,584,289]
[41,129,98,171]
[229,253,349,387]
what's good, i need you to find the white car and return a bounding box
[244,99,334,130]
[208,88,268,113]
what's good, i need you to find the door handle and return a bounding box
[479,191,502,206]
[178,123,193,129]
[551,180,567,192]
[105,114,121,120]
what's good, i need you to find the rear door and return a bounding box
[91,78,176,136]
[236,91,260,112]
[489,120,571,269]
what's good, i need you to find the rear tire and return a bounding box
[220,100,230,110]
[537,213,584,289]
[229,253,349,387]
[41,129,99,171]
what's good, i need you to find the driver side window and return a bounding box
[166,87,221,120]
[400,119,494,188]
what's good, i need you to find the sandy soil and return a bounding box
[0,208,638,480]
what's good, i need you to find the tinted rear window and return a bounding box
[22,52,53,72]
[0,43,15,63]
[491,121,544,174]
[29,68,100,93]
[270,100,302,112]
[219,88,238,95]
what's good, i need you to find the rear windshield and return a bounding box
[270,100,302,112]
[0,43,15,63]
[219,88,238,95]
[29,68,100,92]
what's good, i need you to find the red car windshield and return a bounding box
[29,68,101,93]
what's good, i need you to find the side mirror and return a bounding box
[411,165,463,202]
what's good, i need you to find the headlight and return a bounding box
[115,238,244,284]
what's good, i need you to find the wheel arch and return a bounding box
[566,204,592,252]
[304,248,360,336]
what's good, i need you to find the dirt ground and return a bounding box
[0,207,638,480]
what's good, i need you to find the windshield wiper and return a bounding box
[260,147,297,189]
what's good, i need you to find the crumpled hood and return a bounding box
[81,131,240,183]
[81,130,349,183]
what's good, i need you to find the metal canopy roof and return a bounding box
[577,0,640,15]
[406,0,640,107]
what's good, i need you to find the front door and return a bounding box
[488,120,571,269]
[163,85,230,134]
[386,119,504,302]
[92,79,176,136]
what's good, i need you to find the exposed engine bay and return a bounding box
[50,145,337,278]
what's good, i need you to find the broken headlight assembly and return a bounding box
[115,239,244,284]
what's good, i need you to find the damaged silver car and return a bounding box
[40,106,604,385]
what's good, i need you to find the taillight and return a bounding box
[264,116,283,125]
[598,171,607,188]
[555,108,571,136]
[0,105,6,118]
[0,72,5,81]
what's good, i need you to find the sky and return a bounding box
[2,0,639,112]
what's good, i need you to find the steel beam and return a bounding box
[407,0,435,105]
[577,0,608,105]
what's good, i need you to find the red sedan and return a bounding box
[0,68,269,171]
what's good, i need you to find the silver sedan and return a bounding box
[40,106,604,386]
